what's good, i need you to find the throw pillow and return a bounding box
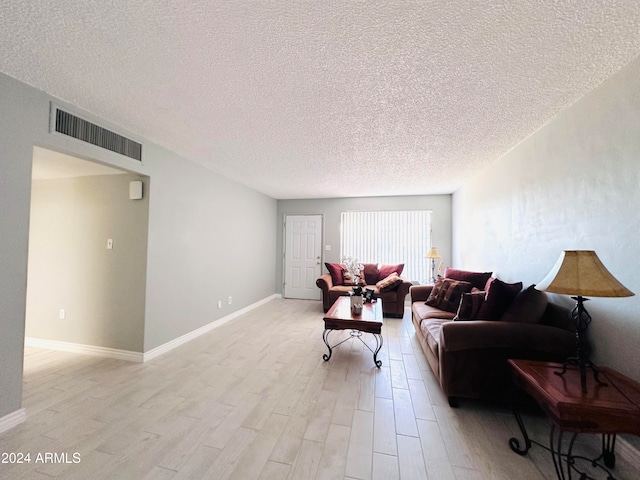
[445,268,493,290]
[379,263,405,279]
[376,273,403,292]
[341,268,357,286]
[426,278,474,313]
[325,263,345,286]
[476,278,522,319]
[454,290,486,321]
[362,263,380,285]
[425,277,445,306]
[500,284,548,324]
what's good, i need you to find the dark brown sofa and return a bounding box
[317,262,412,318]
[411,270,576,406]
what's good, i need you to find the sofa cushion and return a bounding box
[376,273,403,292]
[379,263,405,279]
[329,285,357,295]
[325,262,345,286]
[362,263,380,285]
[454,290,486,321]
[420,318,451,356]
[500,284,548,324]
[476,278,522,319]
[412,302,457,322]
[445,268,493,290]
[426,278,474,313]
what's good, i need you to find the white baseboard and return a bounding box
[618,436,640,471]
[142,294,281,362]
[0,409,26,434]
[24,294,281,364]
[25,337,143,362]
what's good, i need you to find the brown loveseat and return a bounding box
[411,269,575,406]
[317,262,412,317]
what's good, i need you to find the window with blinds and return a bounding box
[340,210,432,284]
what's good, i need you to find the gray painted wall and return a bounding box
[0,72,277,420]
[142,146,278,350]
[276,195,452,294]
[26,173,149,352]
[452,55,640,382]
[0,73,37,419]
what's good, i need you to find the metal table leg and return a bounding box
[509,405,532,456]
[510,412,619,480]
[322,328,333,362]
[596,434,617,469]
[322,328,383,368]
[372,332,383,368]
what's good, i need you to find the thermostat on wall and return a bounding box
[129,180,143,200]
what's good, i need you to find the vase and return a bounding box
[350,294,363,315]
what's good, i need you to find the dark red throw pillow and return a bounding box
[325,263,345,286]
[426,278,474,313]
[476,278,522,319]
[444,268,493,290]
[500,285,548,324]
[454,290,486,321]
[379,263,405,279]
[361,263,380,285]
[341,268,357,285]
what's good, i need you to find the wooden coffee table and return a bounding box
[322,296,384,367]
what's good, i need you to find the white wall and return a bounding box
[452,56,640,381]
[0,72,277,420]
[276,195,452,292]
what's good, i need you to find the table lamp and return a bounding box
[535,250,634,393]
[425,247,441,283]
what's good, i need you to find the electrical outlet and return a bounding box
[59,309,65,319]
[228,296,232,305]
[217,300,222,309]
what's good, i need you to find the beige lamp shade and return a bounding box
[425,247,442,259]
[535,250,634,297]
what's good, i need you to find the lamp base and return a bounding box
[429,258,436,284]
[556,295,607,393]
[553,357,607,393]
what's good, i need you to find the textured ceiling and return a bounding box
[2,1,640,199]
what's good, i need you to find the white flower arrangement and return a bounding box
[342,256,364,293]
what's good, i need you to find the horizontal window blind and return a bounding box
[340,210,432,284]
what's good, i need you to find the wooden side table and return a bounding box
[508,359,640,479]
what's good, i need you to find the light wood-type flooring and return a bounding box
[1,299,637,479]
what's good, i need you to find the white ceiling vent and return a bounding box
[52,107,142,161]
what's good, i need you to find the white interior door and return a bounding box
[284,215,322,300]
